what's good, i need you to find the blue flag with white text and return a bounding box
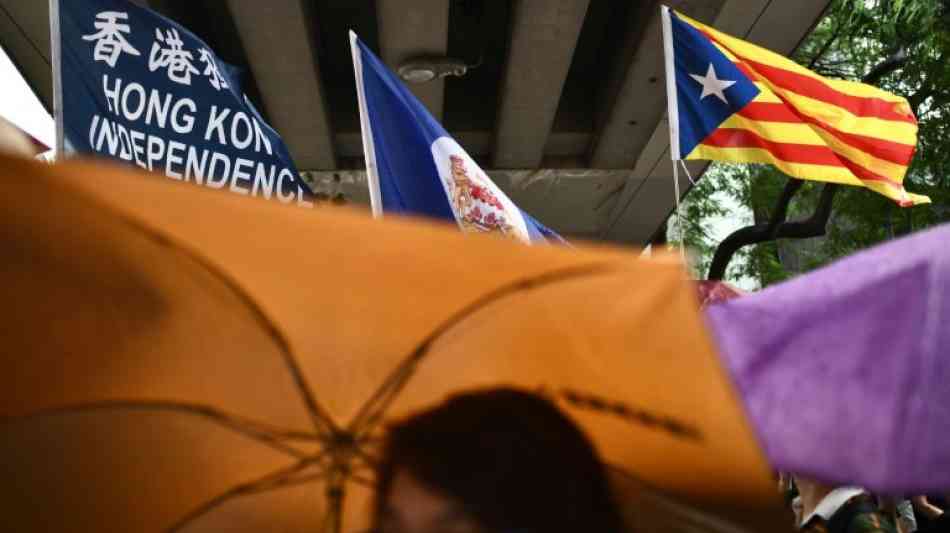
[349,32,564,244]
[59,0,312,205]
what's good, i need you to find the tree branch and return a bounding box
[708,185,838,279]
[808,23,844,69]
[909,88,935,116]
[863,46,909,84]
[764,179,805,237]
[812,66,854,79]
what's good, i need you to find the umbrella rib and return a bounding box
[322,474,346,533]
[167,458,328,532]
[347,363,416,436]
[347,473,375,487]
[347,264,620,435]
[349,445,379,470]
[1,400,315,459]
[121,220,339,436]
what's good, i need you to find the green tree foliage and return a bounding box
[673,0,950,287]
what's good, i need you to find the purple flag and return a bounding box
[706,223,950,493]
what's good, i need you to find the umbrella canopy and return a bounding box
[1,154,784,532]
[706,223,950,493]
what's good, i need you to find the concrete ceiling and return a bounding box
[0,0,829,245]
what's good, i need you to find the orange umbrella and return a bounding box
[0,155,784,532]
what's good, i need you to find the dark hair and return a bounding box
[374,387,626,533]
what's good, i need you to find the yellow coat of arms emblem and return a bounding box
[448,155,518,239]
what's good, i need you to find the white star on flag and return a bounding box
[689,63,736,104]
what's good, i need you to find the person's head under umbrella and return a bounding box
[372,388,626,533]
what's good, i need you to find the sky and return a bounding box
[0,44,54,149]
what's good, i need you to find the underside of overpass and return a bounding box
[0,0,829,245]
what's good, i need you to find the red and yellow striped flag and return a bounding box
[668,10,929,206]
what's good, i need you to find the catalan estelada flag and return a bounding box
[661,6,930,206]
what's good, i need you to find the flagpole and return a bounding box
[672,160,685,253]
[661,5,679,161]
[49,0,64,161]
[349,31,383,217]
[661,5,687,262]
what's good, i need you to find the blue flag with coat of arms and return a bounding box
[57,0,312,205]
[348,32,564,244]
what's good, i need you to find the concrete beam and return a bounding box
[377,0,449,122]
[300,168,630,240]
[601,138,707,245]
[335,131,592,161]
[590,0,725,169]
[0,0,52,110]
[492,0,590,169]
[225,0,336,169]
[741,0,828,52]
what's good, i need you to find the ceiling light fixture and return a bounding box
[397,57,471,84]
